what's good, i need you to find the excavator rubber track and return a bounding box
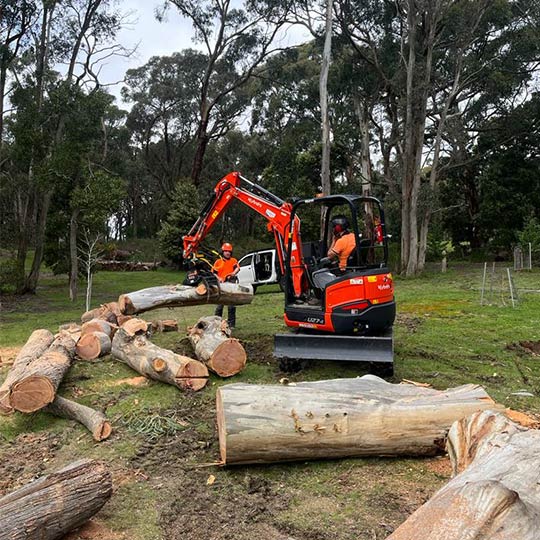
[274,328,394,375]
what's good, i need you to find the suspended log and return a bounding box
[81,302,121,324]
[216,375,503,465]
[46,395,111,441]
[80,319,115,338]
[0,329,55,414]
[6,333,77,414]
[188,316,246,377]
[151,319,179,333]
[387,410,540,540]
[112,324,208,391]
[118,282,253,315]
[75,332,112,361]
[0,459,112,540]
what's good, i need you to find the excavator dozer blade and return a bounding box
[273,328,393,364]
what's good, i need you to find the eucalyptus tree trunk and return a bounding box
[69,209,80,302]
[319,0,333,197]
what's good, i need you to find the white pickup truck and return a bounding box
[236,248,283,292]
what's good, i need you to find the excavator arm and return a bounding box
[182,172,307,297]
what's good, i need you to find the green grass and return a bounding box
[1,263,540,538]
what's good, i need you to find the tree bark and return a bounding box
[216,375,501,465]
[75,332,111,361]
[118,282,253,315]
[388,410,540,540]
[0,329,55,414]
[150,319,179,333]
[188,316,246,377]
[319,0,333,197]
[46,395,111,441]
[112,324,209,391]
[3,332,76,413]
[0,459,112,540]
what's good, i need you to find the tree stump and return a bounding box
[188,316,246,377]
[46,396,111,441]
[387,410,540,540]
[0,329,54,414]
[216,375,502,465]
[0,459,112,540]
[118,282,253,315]
[112,323,208,391]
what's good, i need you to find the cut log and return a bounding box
[46,395,111,441]
[151,319,179,333]
[58,324,81,344]
[75,332,112,361]
[121,317,149,336]
[216,375,503,465]
[0,329,54,414]
[112,325,208,391]
[188,316,246,377]
[6,333,77,413]
[0,459,112,540]
[116,314,133,326]
[80,319,115,338]
[118,282,253,315]
[81,302,121,324]
[387,410,540,540]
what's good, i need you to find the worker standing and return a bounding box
[212,243,240,328]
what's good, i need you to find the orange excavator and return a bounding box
[183,171,396,374]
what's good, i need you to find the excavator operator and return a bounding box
[326,215,356,270]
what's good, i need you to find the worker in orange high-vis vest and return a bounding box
[327,216,356,270]
[212,242,240,328]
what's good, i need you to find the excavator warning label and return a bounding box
[350,278,364,285]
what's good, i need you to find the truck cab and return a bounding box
[237,249,282,292]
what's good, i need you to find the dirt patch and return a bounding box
[64,520,126,540]
[106,377,149,388]
[512,340,540,356]
[0,347,20,365]
[0,432,60,495]
[424,456,452,477]
[396,314,423,333]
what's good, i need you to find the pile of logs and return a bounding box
[96,260,162,272]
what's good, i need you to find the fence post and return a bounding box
[480,262,487,305]
[507,267,516,308]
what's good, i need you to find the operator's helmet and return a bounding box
[331,215,350,234]
[221,242,233,252]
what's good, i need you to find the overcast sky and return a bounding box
[100,0,311,104]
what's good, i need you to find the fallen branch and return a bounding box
[216,375,503,465]
[46,395,111,441]
[0,459,112,540]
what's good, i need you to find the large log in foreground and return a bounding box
[387,410,540,540]
[216,375,503,465]
[46,396,112,441]
[188,316,246,377]
[0,329,54,414]
[1,332,76,414]
[118,282,253,315]
[0,459,112,540]
[112,323,209,391]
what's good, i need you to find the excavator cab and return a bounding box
[275,194,396,374]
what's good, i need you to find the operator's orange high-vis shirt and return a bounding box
[212,257,239,281]
[330,232,356,270]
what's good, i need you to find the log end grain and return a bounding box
[152,357,168,372]
[10,375,55,413]
[175,359,209,391]
[93,421,112,442]
[118,294,135,315]
[210,339,247,377]
[121,318,149,336]
[76,332,112,361]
